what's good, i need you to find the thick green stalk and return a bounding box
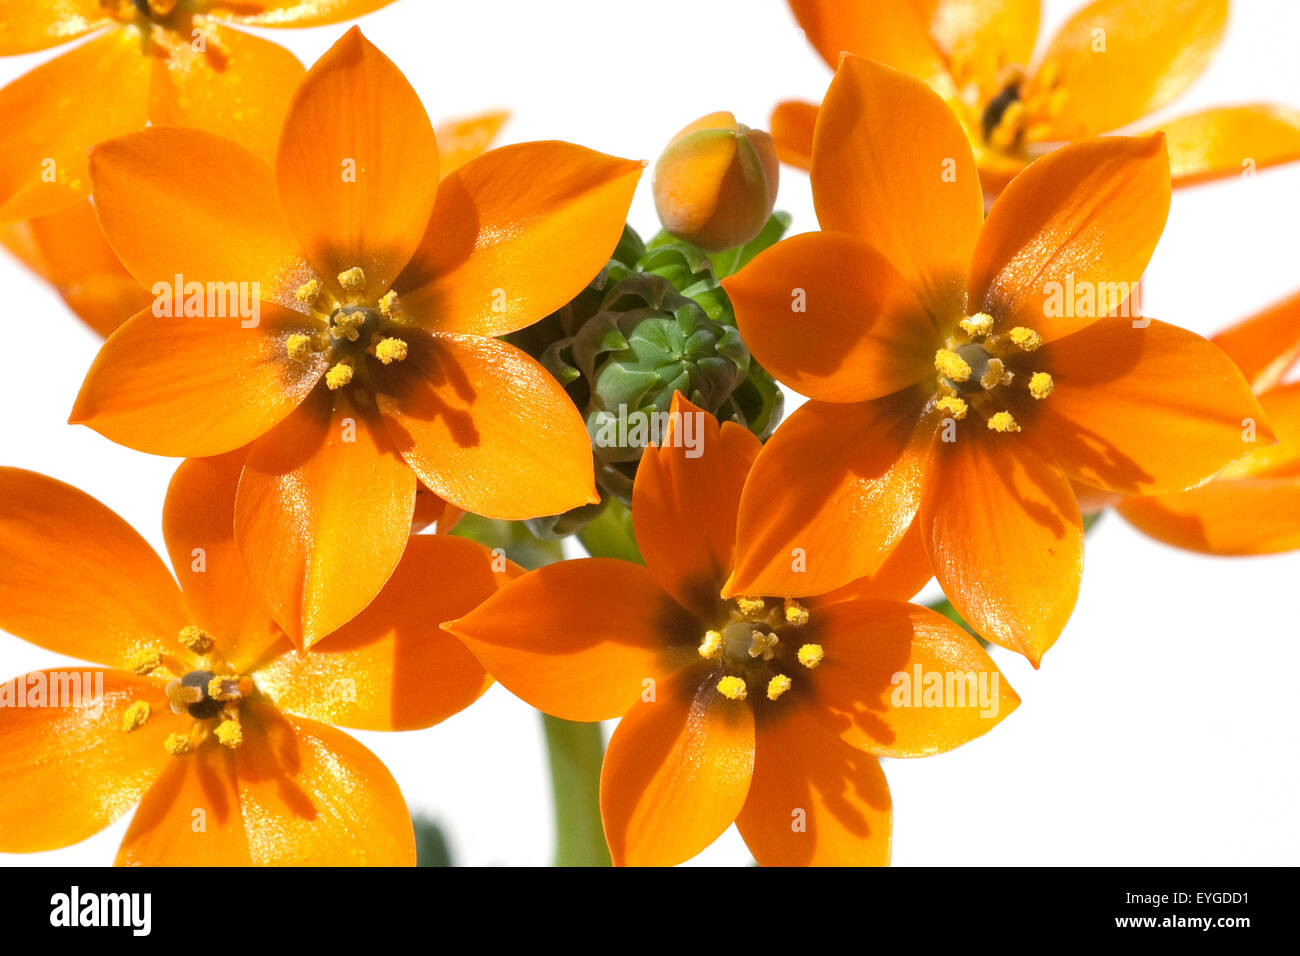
[542,715,612,866]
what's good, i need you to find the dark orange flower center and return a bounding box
[287,268,412,391]
[697,596,822,707]
[952,59,1068,154]
[932,313,1054,434]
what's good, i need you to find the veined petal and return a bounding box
[812,56,983,322]
[0,27,151,221]
[0,1,111,55]
[234,703,415,866]
[0,469,187,669]
[1151,105,1300,188]
[601,671,755,867]
[724,230,939,403]
[1211,289,1300,393]
[728,390,931,598]
[434,110,510,177]
[236,386,416,649]
[70,305,329,458]
[256,535,519,731]
[770,100,817,170]
[922,427,1083,666]
[1022,318,1271,495]
[206,0,397,27]
[788,0,953,90]
[375,332,597,520]
[1033,0,1228,140]
[633,393,761,621]
[276,27,439,299]
[0,671,180,852]
[148,18,305,164]
[969,134,1170,342]
[813,517,933,605]
[736,707,890,866]
[396,141,643,336]
[802,598,1019,756]
[446,558,698,723]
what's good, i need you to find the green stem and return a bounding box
[542,715,612,866]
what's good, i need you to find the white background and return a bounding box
[2,0,1298,866]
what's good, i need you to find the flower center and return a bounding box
[698,597,822,704]
[101,0,176,23]
[932,313,1053,434]
[949,57,1068,154]
[286,267,411,390]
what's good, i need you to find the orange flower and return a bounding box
[721,56,1269,665]
[774,0,1300,193]
[0,111,510,337]
[447,393,1018,866]
[0,457,516,864]
[1117,291,1300,554]
[0,0,399,221]
[70,28,642,648]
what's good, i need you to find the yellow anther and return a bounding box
[1009,326,1042,352]
[783,598,809,627]
[980,357,1013,390]
[766,674,792,701]
[935,348,972,383]
[286,333,314,361]
[378,290,400,317]
[214,719,243,749]
[797,643,824,669]
[121,700,151,733]
[164,733,194,756]
[1046,88,1069,119]
[748,631,779,661]
[177,625,213,654]
[325,362,354,390]
[1036,59,1061,92]
[735,596,766,616]
[717,676,747,701]
[329,311,366,342]
[374,337,409,365]
[337,267,366,292]
[125,649,162,676]
[959,312,994,337]
[1029,371,1055,399]
[987,411,1021,433]
[148,0,179,15]
[295,278,324,306]
[936,395,968,420]
[990,101,1026,149]
[698,629,723,660]
[208,676,244,702]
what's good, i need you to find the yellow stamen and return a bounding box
[295,278,323,306]
[329,311,366,342]
[959,312,993,337]
[936,396,968,420]
[374,337,409,365]
[1035,59,1061,92]
[378,290,400,317]
[165,679,203,715]
[717,676,747,701]
[1009,326,1042,352]
[797,643,824,669]
[935,348,972,383]
[783,598,809,627]
[164,733,194,756]
[208,676,244,702]
[734,596,766,616]
[1029,371,1055,399]
[177,625,213,654]
[766,674,792,701]
[979,357,1013,390]
[748,631,779,661]
[1046,88,1069,119]
[337,267,366,292]
[214,719,243,749]
[121,700,151,733]
[698,629,723,660]
[286,333,314,361]
[325,362,354,390]
[125,649,162,676]
[987,411,1021,433]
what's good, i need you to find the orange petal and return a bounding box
[236,386,416,649]
[813,517,933,604]
[736,706,890,866]
[729,390,931,598]
[1033,0,1227,140]
[276,27,439,299]
[375,331,597,520]
[0,27,151,221]
[969,134,1171,342]
[770,100,817,170]
[148,18,305,164]
[918,0,1040,95]
[802,598,1019,756]
[1148,104,1300,188]
[70,305,328,458]
[164,452,286,673]
[396,141,643,337]
[256,535,519,730]
[632,393,761,620]
[446,558,698,723]
[725,230,939,403]
[0,469,187,669]
[434,110,510,177]
[89,126,306,293]
[0,1,110,55]
[812,55,983,321]
[116,740,252,866]
[601,672,754,866]
[0,671,179,852]
[921,428,1082,665]
[207,0,398,27]
[234,702,415,866]
[1023,318,1271,495]
[1211,289,1300,393]
[788,0,953,89]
